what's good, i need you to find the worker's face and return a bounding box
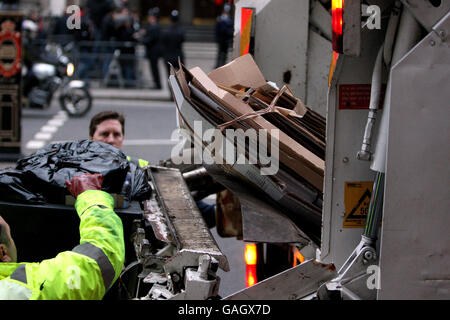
[91,119,124,150]
[0,216,17,263]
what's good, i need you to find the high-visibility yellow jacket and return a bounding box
[0,190,125,300]
[126,155,149,168]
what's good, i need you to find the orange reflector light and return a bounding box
[245,244,258,287]
[245,243,258,265]
[246,264,257,287]
[292,247,305,267]
[332,0,344,53]
[328,51,339,87]
[240,8,254,56]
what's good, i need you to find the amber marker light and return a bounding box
[332,0,344,53]
[245,243,258,287]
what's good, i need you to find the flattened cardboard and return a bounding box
[170,73,322,242]
[204,164,321,244]
[189,67,324,191]
[210,54,308,117]
[208,54,267,90]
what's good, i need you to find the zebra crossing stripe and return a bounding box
[26,111,69,151]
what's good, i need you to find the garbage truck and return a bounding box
[204,0,450,300]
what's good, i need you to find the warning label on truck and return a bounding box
[339,84,386,110]
[343,182,373,228]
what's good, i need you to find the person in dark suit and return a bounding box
[114,6,138,88]
[161,10,185,76]
[215,4,233,68]
[87,0,115,39]
[140,8,162,90]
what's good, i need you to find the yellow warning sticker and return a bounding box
[343,182,373,228]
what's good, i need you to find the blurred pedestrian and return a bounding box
[51,7,74,45]
[86,0,116,82]
[0,0,18,10]
[100,8,117,82]
[25,10,46,40]
[161,10,185,76]
[140,8,162,90]
[22,18,40,98]
[74,6,95,84]
[215,4,233,68]
[114,6,137,88]
[87,0,115,40]
[22,18,39,69]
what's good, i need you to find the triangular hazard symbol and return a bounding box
[346,189,371,219]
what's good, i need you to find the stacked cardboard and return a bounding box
[168,54,326,241]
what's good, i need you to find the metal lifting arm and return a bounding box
[357,1,402,161]
[357,44,384,161]
[317,172,385,300]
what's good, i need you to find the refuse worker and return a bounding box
[89,110,148,167]
[89,110,216,227]
[0,173,125,300]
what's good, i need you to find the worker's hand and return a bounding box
[0,244,11,262]
[65,173,104,199]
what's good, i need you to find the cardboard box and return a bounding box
[188,66,324,191]
[208,54,268,90]
[209,54,309,117]
[169,73,322,237]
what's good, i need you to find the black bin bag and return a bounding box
[0,170,46,204]
[0,140,151,204]
[125,160,152,202]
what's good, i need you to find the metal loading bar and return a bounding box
[147,166,230,277]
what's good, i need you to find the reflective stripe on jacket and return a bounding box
[0,190,125,300]
[126,155,149,168]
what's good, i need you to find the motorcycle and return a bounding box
[22,42,92,117]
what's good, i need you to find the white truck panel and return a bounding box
[378,11,450,299]
[321,25,387,268]
[233,0,310,109]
